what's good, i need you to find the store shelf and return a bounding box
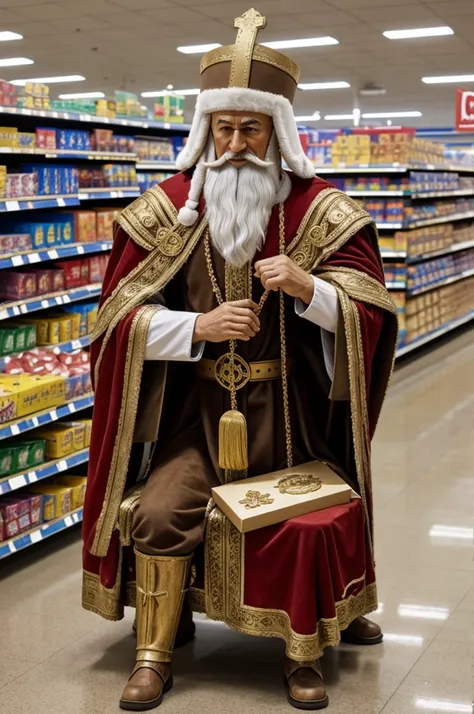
[79,188,140,200]
[407,210,474,229]
[346,190,408,197]
[0,392,94,440]
[412,188,474,200]
[0,335,91,371]
[377,222,404,230]
[0,147,137,162]
[396,310,474,357]
[0,506,83,559]
[381,250,407,259]
[386,281,407,290]
[406,240,474,264]
[0,195,80,213]
[408,267,474,296]
[136,161,178,171]
[315,165,474,174]
[0,283,101,321]
[0,242,112,270]
[0,106,191,132]
[0,448,89,496]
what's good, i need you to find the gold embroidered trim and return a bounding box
[118,482,145,547]
[189,587,206,613]
[317,266,397,315]
[205,507,378,661]
[117,185,177,251]
[91,306,156,557]
[82,566,124,622]
[287,188,374,272]
[92,217,207,382]
[342,571,366,599]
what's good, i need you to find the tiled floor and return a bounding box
[1,331,473,714]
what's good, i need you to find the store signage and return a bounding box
[455,89,474,131]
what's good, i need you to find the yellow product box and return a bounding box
[29,484,72,520]
[0,126,18,148]
[54,475,87,509]
[0,387,18,424]
[378,236,395,250]
[74,418,92,447]
[35,425,75,458]
[0,374,65,421]
[87,306,98,335]
[17,317,56,345]
[58,420,86,451]
[46,314,72,343]
[63,312,81,340]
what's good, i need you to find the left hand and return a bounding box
[254,255,314,305]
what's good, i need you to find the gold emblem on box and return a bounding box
[275,473,323,496]
[239,490,275,509]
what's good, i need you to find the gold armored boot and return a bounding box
[120,551,193,711]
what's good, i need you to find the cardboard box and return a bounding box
[35,425,75,458]
[212,461,352,533]
[54,475,87,509]
[58,420,85,452]
[0,374,65,421]
[28,484,72,520]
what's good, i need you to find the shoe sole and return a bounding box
[287,693,329,710]
[340,633,383,646]
[119,676,173,711]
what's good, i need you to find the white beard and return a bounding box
[203,140,282,267]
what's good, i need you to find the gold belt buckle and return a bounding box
[214,352,251,391]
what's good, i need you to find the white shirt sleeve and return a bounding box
[145,308,205,361]
[295,276,338,380]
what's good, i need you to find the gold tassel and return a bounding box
[218,409,248,470]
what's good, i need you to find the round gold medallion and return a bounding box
[156,227,185,257]
[215,352,251,391]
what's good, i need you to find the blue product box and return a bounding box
[65,374,83,400]
[12,221,45,249]
[58,217,74,245]
[56,129,67,150]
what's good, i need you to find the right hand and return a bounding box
[193,300,261,343]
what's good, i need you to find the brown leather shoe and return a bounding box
[285,658,328,710]
[340,615,383,645]
[120,663,173,711]
[132,596,196,649]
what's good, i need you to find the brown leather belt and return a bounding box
[197,357,282,383]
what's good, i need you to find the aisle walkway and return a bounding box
[1,333,473,714]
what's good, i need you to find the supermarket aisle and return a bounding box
[0,333,473,714]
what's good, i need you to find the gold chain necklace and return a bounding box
[204,203,293,474]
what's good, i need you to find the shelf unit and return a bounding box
[0,105,188,559]
[314,162,474,349]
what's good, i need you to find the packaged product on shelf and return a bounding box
[35,128,56,150]
[58,420,86,451]
[75,418,92,447]
[0,127,18,148]
[21,438,47,469]
[17,132,36,150]
[32,269,53,295]
[0,165,6,198]
[0,445,13,476]
[5,324,34,353]
[0,234,32,255]
[28,483,72,520]
[0,327,15,356]
[62,302,98,336]
[0,494,42,539]
[0,374,65,422]
[71,211,97,243]
[95,208,118,240]
[0,80,17,108]
[91,129,113,152]
[55,259,83,288]
[54,475,87,509]
[35,424,75,458]
[0,270,37,300]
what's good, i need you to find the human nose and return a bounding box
[229,129,246,154]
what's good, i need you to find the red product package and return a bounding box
[56,260,82,288]
[42,268,64,292]
[31,269,52,295]
[36,128,56,150]
[80,259,90,286]
[0,234,32,256]
[21,172,38,198]
[88,256,101,283]
[0,271,37,300]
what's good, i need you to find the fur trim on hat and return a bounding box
[176,87,315,180]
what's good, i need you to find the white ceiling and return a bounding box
[1,0,473,128]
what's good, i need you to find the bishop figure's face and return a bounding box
[211,111,273,168]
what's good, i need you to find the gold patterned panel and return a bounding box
[317,266,397,315]
[82,566,125,622]
[117,184,177,251]
[91,306,157,557]
[229,9,267,88]
[287,188,374,272]
[200,44,300,84]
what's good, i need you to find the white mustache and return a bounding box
[203,150,274,169]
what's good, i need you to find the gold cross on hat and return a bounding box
[229,8,267,88]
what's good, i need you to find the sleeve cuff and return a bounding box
[295,276,338,333]
[145,309,205,362]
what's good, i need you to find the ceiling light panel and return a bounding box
[324,114,355,120]
[299,81,350,91]
[262,37,338,49]
[0,32,23,42]
[362,111,422,118]
[141,88,200,97]
[0,57,33,67]
[384,27,454,40]
[11,75,85,86]
[422,75,474,84]
[177,43,222,54]
[59,92,105,99]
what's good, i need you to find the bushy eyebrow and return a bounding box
[216,118,262,127]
